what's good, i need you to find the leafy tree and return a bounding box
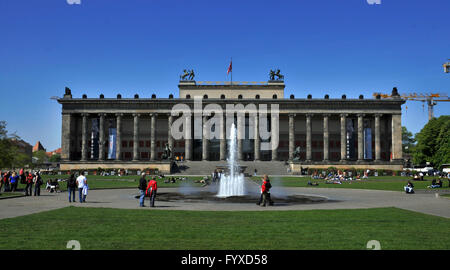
[33,150,48,165]
[402,126,416,154]
[413,116,450,169]
[0,121,16,168]
[49,154,61,163]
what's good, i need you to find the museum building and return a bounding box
[58,76,405,173]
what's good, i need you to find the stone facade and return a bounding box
[58,81,405,173]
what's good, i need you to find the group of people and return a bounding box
[427,178,445,189]
[138,173,158,207]
[66,172,88,203]
[1,169,43,196]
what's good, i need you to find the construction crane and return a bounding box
[373,91,450,121]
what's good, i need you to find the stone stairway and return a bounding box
[171,160,291,176]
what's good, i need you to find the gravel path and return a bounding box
[0,187,448,220]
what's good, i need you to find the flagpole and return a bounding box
[230,57,233,85]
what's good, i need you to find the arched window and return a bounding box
[238,94,243,99]
[255,94,260,99]
[203,94,208,99]
[220,94,225,99]
[272,94,277,99]
[186,94,191,99]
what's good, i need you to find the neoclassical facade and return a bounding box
[58,80,405,173]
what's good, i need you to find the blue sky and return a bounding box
[0,0,449,151]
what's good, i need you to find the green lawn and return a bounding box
[0,207,448,250]
[0,192,23,198]
[250,176,450,192]
[8,174,449,193]
[14,175,204,191]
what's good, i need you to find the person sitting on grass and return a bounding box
[404,181,415,194]
[428,179,442,188]
[307,180,319,186]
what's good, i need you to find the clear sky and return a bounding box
[0,0,449,151]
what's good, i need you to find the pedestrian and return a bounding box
[259,174,273,207]
[33,172,42,196]
[19,168,26,185]
[146,177,158,207]
[138,172,147,207]
[25,172,33,196]
[76,172,87,203]
[0,171,3,194]
[67,173,77,202]
[9,172,19,192]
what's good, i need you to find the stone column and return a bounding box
[115,114,122,160]
[98,113,105,161]
[61,113,72,161]
[391,114,403,161]
[81,113,88,161]
[237,114,244,161]
[150,113,157,161]
[357,114,365,161]
[254,114,260,161]
[375,114,382,161]
[340,113,347,161]
[288,114,295,160]
[167,114,174,151]
[323,114,330,162]
[133,113,140,161]
[220,113,226,160]
[306,114,312,161]
[202,115,209,161]
[185,113,192,161]
[271,113,279,161]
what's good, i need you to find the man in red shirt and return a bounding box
[146,177,158,207]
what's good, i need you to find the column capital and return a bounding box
[357,113,365,118]
[98,113,106,117]
[81,113,89,117]
[323,113,331,117]
[288,113,296,118]
[133,113,141,117]
[374,113,383,118]
[305,113,313,118]
[340,113,348,118]
[149,113,158,117]
[115,113,123,117]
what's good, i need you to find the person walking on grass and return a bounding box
[146,177,158,207]
[76,172,87,203]
[67,173,77,202]
[33,172,42,196]
[138,172,147,207]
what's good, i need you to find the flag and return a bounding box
[227,60,232,75]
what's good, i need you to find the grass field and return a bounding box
[12,175,205,192]
[250,176,450,192]
[5,175,450,194]
[0,207,448,250]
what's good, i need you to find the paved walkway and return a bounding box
[0,187,449,220]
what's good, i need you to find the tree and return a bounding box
[49,154,61,163]
[0,121,17,168]
[413,116,450,169]
[33,150,48,165]
[402,126,416,155]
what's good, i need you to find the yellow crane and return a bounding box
[373,91,450,121]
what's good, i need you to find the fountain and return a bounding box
[217,123,246,197]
